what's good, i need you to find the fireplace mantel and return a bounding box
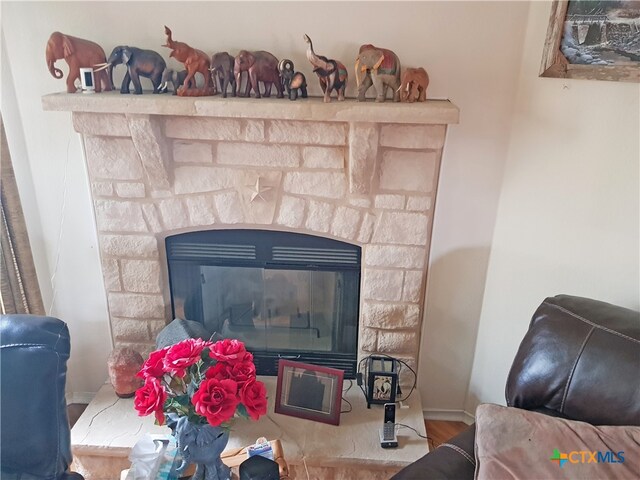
[42,92,459,124]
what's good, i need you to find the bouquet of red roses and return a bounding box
[134,338,267,427]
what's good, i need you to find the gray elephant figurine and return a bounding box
[355,44,401,102]
[171,415,230,480]
[96,46,166,94]
[210,52,237,98]
[278,59,308,101]
[234,50,283,98]
[159,68,189,95]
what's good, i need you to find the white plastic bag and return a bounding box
[126,434,177,480]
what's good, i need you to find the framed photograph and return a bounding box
[540,1,639,82]
[275,360,344,426]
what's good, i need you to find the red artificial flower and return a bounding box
[240,378,267,421]
[192,378,239,426]
[163,338,212,377]
[210,339,247,364]
[134,377,167,425]
[205,358,256,387]
[137,347,169,379]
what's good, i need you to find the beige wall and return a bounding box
[466,1,640,411]
[2,1,527,408]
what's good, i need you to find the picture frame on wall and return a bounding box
[540,0,639,82]
[275,360,344,426]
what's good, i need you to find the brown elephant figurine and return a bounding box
[210,52,236,98]
[162,26,214,96]
[234,50,283,99]
[399,67,429,103]
[45,32,112,93]
[303,34,347,103]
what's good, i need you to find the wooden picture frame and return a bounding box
[540,1,639,82]
[275,360,344,426]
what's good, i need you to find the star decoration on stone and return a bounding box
[246,177,272,203]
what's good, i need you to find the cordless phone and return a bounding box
[380,403,398,448]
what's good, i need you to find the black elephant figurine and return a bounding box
[234,50,283,99]
[159,68,189,95]
[96,46,166,94]
[278,59,308,101]
[210,52,236,98]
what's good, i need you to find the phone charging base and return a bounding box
[379,427,398,449]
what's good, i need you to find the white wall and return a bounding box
[466,1,640,411]
[1,1,527,405]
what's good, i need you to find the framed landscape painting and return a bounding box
[540,0,640,82]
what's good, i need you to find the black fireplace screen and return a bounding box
[166,230,360,377]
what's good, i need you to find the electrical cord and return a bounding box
[396,423,428,439]
[341,379,353,413]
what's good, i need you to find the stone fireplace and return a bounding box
[43,94,459,385]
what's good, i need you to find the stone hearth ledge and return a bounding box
[42,91,459,125]
[71,377,427,480]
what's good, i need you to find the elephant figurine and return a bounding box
[170,415,231,480]
[278,59,308,101]
[355,44,401,103]
[95,46,166,94]
[399,67,429,103]
[45,32,112,93]
[210,52,237,98]
[303,34,347,103]
[162,26,214,96]
[234,50,283,99]
[159,68,190,94]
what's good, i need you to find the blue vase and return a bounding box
[171,416,230,480]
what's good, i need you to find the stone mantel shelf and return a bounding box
[42,91,459,125]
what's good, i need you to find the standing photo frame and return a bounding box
[540,1,639,82]
[275,360,344,426]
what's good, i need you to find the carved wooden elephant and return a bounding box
[355,44,401,103]
[45,32,112,93]
[234,50,283,98]
[399,67,429,103]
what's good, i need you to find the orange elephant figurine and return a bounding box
[399,67,429,103]
[45,32,113,93]
[162,26,214,96]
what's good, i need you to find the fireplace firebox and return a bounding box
[167,230,360,377]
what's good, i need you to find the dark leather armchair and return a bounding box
[0,314,83,480]
[391,295,640,479]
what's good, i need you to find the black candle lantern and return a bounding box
[366,356,398,408]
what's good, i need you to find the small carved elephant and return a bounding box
[278,59,308,101]
[399,67,429,103]
[98,46,166,94]
[210,52,237,98]
[159,68,189,94]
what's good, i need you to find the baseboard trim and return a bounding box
[66,391,95,405]
[423,408,475,425]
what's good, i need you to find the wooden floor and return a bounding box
[424,420,468,450]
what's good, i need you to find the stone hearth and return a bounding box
[43,93,459,380]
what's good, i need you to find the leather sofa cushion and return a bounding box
[506,295,640,426]
[475,404,640,480]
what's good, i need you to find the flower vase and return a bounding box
[172,416,231,480]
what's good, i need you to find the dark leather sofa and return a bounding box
[391,295,640,479]
[0,314,83,480]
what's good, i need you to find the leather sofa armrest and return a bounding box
[390,425,476,480]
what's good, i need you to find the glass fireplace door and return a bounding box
[167,230,360,376]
